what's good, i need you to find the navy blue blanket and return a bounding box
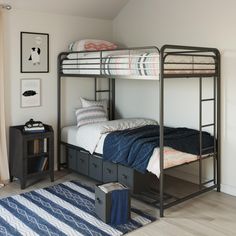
[103,125,214,173]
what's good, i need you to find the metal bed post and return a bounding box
[159,46,165,217]
[57,54,62,170]
[94,78,97,101]
[213,75,217,185]
[111,79,115,120]
[199,77,203,189]
[216,50,221,192]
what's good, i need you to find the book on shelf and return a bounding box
[28,139,48,155]
[33,139,40,154]
[44,138,47,153]
[35,156,48,172]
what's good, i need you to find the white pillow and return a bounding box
[75,105,108,127]
[80,97,108,114]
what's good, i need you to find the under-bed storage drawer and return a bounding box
[89,155,103,181]
[76,151,89,176]
[103,161,118,183]
[118,165,147,193]
[67,148,77,171]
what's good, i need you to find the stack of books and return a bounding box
[24,126,45,132]
[23,119,45,133]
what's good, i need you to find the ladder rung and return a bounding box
[96,90,110,93]
[201,123,215,128]
[202,146,214,152]
[201,98,215,102]
[202,179,214,185]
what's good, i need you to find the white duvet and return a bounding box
[61,118,198,177]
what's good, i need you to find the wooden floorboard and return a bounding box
[1,171,236,236]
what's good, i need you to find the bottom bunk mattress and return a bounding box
[61,119,211,177]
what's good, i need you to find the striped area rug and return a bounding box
[0,181,156,235]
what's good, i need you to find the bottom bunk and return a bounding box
[62,142,216,210]
[60,118,217,211]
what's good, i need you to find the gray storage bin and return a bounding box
[118,164,147,194]
[103,161,118,183]
[76,151,89,176]
[67,148,77,171]
[89,155,103,181]
[95,184,130,224]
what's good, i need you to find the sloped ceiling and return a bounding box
[2,0,129,20]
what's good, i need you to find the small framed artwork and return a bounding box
[21,79,41,108]
[20,32,49,73]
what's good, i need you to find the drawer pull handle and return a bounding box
[96,197,101,203]
[122,174,127,179]
[107,168,112,174]
[92,163,97,168]
[80,158,85,163]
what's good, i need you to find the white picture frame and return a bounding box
[21,79,41,108]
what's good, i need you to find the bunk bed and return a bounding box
[57,45,221,217]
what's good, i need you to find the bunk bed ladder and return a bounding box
[199,76,217,189]
[94,77,115,120]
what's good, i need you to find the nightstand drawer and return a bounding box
[118,165,134,190]
[76,151,89,176]
[89,155,103,181]
[103,161,117,183]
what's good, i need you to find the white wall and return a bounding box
[113,0,236,196]
[3,9,113,167]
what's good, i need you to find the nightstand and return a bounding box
[9,124,54,189]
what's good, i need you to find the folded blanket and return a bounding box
[111,189,129,225]
[103,125,214,173]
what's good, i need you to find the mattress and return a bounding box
[61,123,199,178]
[61,51,216,77]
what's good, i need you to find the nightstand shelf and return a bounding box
[9,124,54,189]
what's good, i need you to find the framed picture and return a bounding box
[21,79,41,108]
[20,32,49,73]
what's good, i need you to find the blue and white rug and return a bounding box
[0,181,156,235]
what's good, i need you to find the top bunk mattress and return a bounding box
[61,51,216,78]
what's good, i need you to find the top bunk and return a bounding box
[58,44,220,80]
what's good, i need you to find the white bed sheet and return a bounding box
[61,123,198,178]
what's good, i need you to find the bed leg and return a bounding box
[160,208,164,218]
[159,171,164,218]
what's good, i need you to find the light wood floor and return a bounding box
[1,171,236,236]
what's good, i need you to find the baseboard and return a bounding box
[221,184,236,197]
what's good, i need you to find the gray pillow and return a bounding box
[75,105,108,127]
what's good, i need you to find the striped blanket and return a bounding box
[0,181,156,236]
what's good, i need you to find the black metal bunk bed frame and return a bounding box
[57,45,221,217]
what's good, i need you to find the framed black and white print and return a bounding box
[20,32,49,73]
[21,79,41,108]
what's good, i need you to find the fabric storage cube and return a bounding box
[76,151,89,176]
[102,161,118,183]
[67,148,77,171]
[118,164,148,194]
[95,183,130,225]
[89,155,103,181]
